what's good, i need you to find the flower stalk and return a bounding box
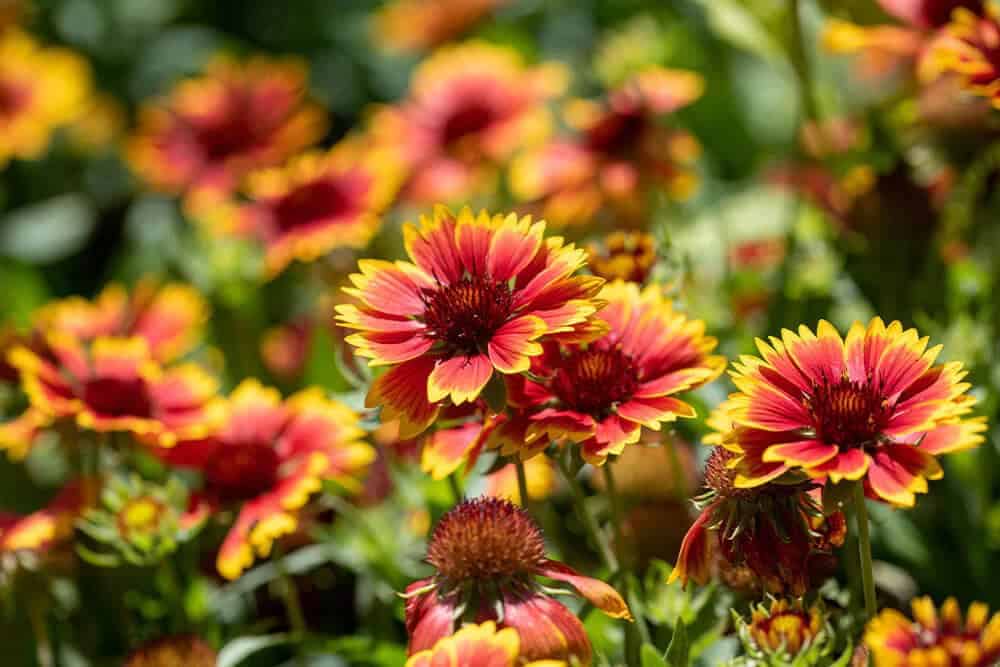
[853,481,877,619]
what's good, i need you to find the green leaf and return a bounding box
[0,260,48,326]
[641,643,669,667]
[217,634,292,667]
[302,325,349,392]
[690,0,785,63]
[481,372,507,413]
[0,194,96,263]
[665,619,690,667]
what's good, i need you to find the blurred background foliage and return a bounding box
[1,0,1000,665]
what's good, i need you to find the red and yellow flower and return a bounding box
[405,621,565,667]
[495,281,724,465]
[405,497,630,664]
[126,56,326,209]
[202,141,400,278]
[32,279,208,363]
[0,29,91,167]
[865,596,1000,666]
[157,379,373,579]
[822,2,981,81]
[920,5,1000,108]
[336,206,605,438]
[736,598,837,664]
[0,480,84,556]
[711,318,985,507]
[370,42,567,204]
[8,334,223,447]
[586,231,658,284]
[670,448,846,596]
[374,0,509,53]
[510,66,702,227]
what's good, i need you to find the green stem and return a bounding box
[603,465,651,651]
[273,545,308,665]
[557,452,617,572]
[789,0,820,123]
[853,482,877,619]
[27,595,52,667]
[447,474,464,505]
[515,458,530,510]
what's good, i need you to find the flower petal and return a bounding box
[427,354,494,405]
[537,559,633,620]
[487,315,545,374]
[367,356,440,438]
[486,213,544,281]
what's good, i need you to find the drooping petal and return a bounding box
[427,354,494,405]
[367,356,440,438]
[865,444,942,507]
[487,315,545,374]
[806,448,871,483]
[536,559,632,620]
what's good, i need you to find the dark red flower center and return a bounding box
[271,178,360,235]
[586,110,646,157]
[426,496,546,582]
[440,101,497,147]
[421,276,514,355]
[204,442,281,502]
[807,378,890,449]
[83,376,154,419]
[552,347,639,417]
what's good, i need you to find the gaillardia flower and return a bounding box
[731,598,845,666]
[336,206,604,438]
[158,380,374,579]
[0,29,91,167]
[405,497,630,664]
[123,635,218,667]
[586,231,657,284]
[405,621,564,667]
[510,66,702,227]
[496,281,724,465]
[712,318,986,507]
[670,448,846,596]
[203,141,400,278]
[920,6,1000,108]
[9,334,223,447]
[127,56,326,208]
[370,41,567,204]
[374,0,508,53]
[865,596,1000,666]
[32,279,209,363]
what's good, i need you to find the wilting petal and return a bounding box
[499,588,591,665]
[668,502,715,587]
[367,356,440,438]
[866,445,942,507]
[488,315,545,374]
[427,354,493,405]
[537,559,632,620]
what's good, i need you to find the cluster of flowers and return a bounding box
[2,0,1000,664]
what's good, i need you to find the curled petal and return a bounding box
[537,559,632,620]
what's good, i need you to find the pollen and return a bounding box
[421,276,514,355]
[552,346,640,417]
[807,377,890,449]
[426,496,547,582]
